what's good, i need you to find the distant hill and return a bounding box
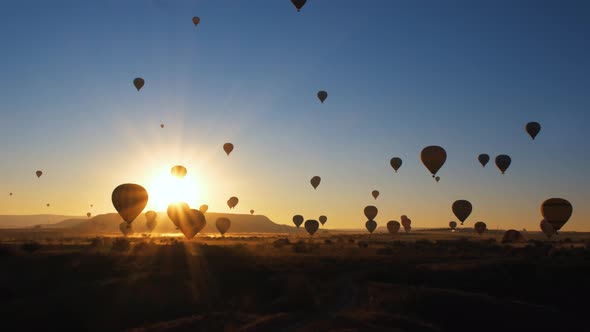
[0,215,85,228]
[53,212,295,234]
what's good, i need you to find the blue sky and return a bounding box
[0,1,588,230]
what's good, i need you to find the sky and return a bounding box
[0,0,588,231]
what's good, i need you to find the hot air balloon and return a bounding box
[177,209,206,240]
[502,229,525,243]
[317,90,328,103]
[223,143,234,156]
[250,209,254,215]
[9,193,12,196]
[390,157,402,172]
[365,220,377,234]
[540,219,556,239]
[192,16,200,26]
[199,204,208,213]
[216,217,231,236]
[435,176,440,183]
[160,124,164,129]
[86,212,91,218]
[133,78,144,91]
[145,210,157,232]
[304,219,319,236]
[310,176,321,190]
[319,215,327,225]
[421,146,447,177]
[452,200,472,225]
[90,204,93,208]
[474,221,487,235]
[401,216,411,233]
[291,0,307,11]
[526,122,541,140]
[227,196,239,209]
[387,220,400,234]
[495,155,511,174]
[478,154,490,167]
[36,170,43,178]
[46,203,50,207]
[292,215,304,228]
[167,202,190,228]
[112,184,149,224]
[119,222,133,236]
[372,190,379,200]
[364,206,378,220]
[170,165,187,179]
[541,198,573,231]
[449,221,457,230]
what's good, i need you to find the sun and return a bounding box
[146,170,202,211]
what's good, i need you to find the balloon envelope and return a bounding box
[112,184,149,224]
[495,155,511,174]
[390,157,402,172]
[86,212,91,218]
[365,220,377,234]
[372,190,379,200]
[526,122,541,140]
[319,215,327,225]
[449,221,457,230]
[387,220,400,234]
[364,206,378,220]
[145,210,158,232]
[119,222,133,236]
[452,200,472,224]
[177,209,206,240]
[133,78,144,91]
[310,176,321,189]
[291,0,307,11]
[541,198,573,231]
[250,209,254,215]
[223,143,234,156]
[227,196,239,209]
[478,154,490,167]
[421,146,447,176]
[474,221,487,235]
[435,176,440,183]
[304,219,319,236]
[192,16,200,26]
[292,215,304,228]
[502,229,525,243]
[36,170,43,178]
[216,217,231,236]
[199,204,208,213]
[540,219,556,239]
[167,202,190,228]
[171,165,187,178]
[317,90,328,103]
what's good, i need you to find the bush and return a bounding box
[111,238,130,252]
[21,241,41,253]
[88,237,104,248]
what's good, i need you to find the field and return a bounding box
[1,230,589,331]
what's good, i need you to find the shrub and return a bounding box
[111,237,130,252]
[21,241,41,253]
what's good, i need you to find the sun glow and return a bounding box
[146,170,203,211]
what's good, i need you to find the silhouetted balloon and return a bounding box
[227,196,239,209]
[478,154,490,167]
[36,170,43,178]
[170,165,187,179]
[160,124,164,129]
[199,204,208,213]
[167,202,190,228]
[541,198,573,231]
[119,222,133,236]
[177,209,206,240]
[86,212,91,218]
[145,210,157,232]
[474,221,487,235]
[216,217,231,236]
[9,193,12,196]
[526,122,541,140]
[390,157,402,172]
[291,0,307,11]
[133,78,144,91]
[317,90,328,103]
[495,155,511,174]
[365,220,377,234]
[401,215,411,233]
[46,203,50,207]
[372,190,379,200]
[304,219,319,236]
[364,205,378,220]
[112,184,149,224]
[540,219,556,239]
[90,204,93,208]
[449,221,457,230]
[192,16,200,26]
[452,200,472,225]
[387,220,400,234]
[319,215,327,225]
[421,146,447,177]
[250,209,254,215]
[435,176,440,183]
[292,215,304,228]
[223,143,234,156]
[310,176,321,189]
[502,229,525,243]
